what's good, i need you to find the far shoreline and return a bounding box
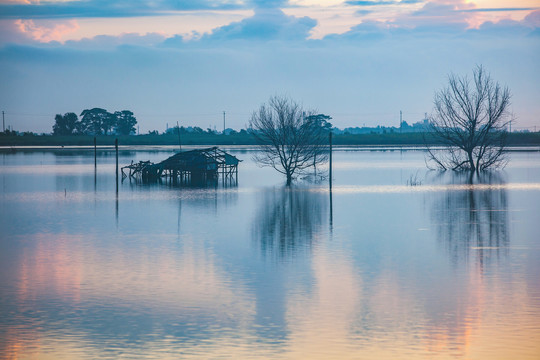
[1,144,539,153]
[1,132,539,149]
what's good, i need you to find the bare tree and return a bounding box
[427,65,511,171]
[249,96,330,186]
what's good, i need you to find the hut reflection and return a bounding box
[252,187,327,258]
[431,172,509,268]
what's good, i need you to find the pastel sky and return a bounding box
[0,0,539,132]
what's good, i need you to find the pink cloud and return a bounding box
[387,0,476,30]
[0,0,39,3]
[14,19,79,42]
[524,9,540,27]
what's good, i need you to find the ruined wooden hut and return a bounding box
[122,147,240,185]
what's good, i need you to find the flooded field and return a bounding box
[1,147,539,359]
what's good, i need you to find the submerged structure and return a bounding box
[122,147,241,185]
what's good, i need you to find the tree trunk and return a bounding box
[286,173,292,186]
[468,150,476,172]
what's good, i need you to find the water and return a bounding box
[1,147,539,359]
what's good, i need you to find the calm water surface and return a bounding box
[1,147,539,359]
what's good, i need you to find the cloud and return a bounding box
[412,0,474,16]
[524,9,540,27]
[327,0,540,41]
[323,20,389,41]
[250,0,288,8]
[0,0,245,19]
[165,7,316,44]
[64,33,168,49]
[14,19,79,42]
[387,0,476,30]
[345,0,423,6]
[460,7,540,13]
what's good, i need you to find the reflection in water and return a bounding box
[1,233,254,359]
[124,173,238,189]
[329,188,333,231]
[1,150,539,359]
[252,187,328,258]
[431,172,509,267]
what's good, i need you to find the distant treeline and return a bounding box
[52,108,137,136]
[1,131,539,147]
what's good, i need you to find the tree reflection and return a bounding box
[431,172,509,268]
[252,187,328,258]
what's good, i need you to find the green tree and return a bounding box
[304,113,333,175]
[114,110,137,135]
[52,112,79,135]
[79,108,112,135]
[305,114,332,131]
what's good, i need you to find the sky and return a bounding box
[0,0,539,133]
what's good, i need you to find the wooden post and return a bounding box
[329,132,333,189]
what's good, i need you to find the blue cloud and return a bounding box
[164,8,316,45]
[0,0,244,19]
[323,21,388,41]
[250,0,289,8]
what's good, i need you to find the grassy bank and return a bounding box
[1,132,539,147]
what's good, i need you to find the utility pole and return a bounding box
[223,111,226,134]
[400,110,402,133]
[329,132,333,189]
[2,111,4,132]
[176,121,182,151]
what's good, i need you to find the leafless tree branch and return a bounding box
[250,96,330,185]
[427,65,511,172]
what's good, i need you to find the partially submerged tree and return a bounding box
[249,96,331,186]
[427,65,511,171]
[52,112,79,135]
